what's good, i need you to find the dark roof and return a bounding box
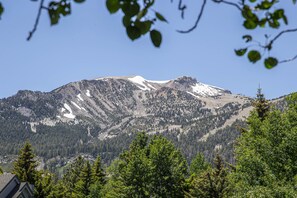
[0,173,16,193]
[12,182,34,198]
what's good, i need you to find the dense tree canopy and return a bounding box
[3,92,297,196]
[0,0,296,68]
[230,93,297,197]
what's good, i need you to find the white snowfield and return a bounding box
[77,94,84,101]
[86,90,91,97]
[128,76,151,91]
[71,101,82,110]
[191,83,225,97]
[127,75,226,97]
[63,103,75,119]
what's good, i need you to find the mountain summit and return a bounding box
[0,75,252,164]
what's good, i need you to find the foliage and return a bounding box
[253,87,270,121]
[187,155,230,198]
[13,142,38,184]
[190,152,211,176]
[230,92,297,196]
[34,171,55,198]
[74,161,92,197]
[62,155,86,194]
[103,132,188,197]
[91,155,105,185]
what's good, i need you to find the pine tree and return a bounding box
[48,180,72,198]
[91,155,105,185]
[34,171,54,198]
[190,152,210,176]
[253,87,270,121]
[187,155,230,198]
[62,155,85,193]
[230,93,297,197]
[74,161,92,197]
[13,142,38,184]
[149,135,188,197]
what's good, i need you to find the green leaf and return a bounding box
[59,1,71,16]
[155,12,168,23]
[249,0,256,2]
[126,25,141,41]
[259,18,267,27]
[257,0,273,10]
[122,15,131,27]
[135,20,152,35]
[0,2,4,19]
[235,48,248,56]
[248,50,261,63]
[121,2,140,17]
[48,0,71,25]
[293,0,297,4]
[106,0,120,14]
[268,19,280,28]
[150,30,162,47]
[243,20,257,29]
[137,8,148,20]
[264,57,278,69]
[242,35,252,42]
[282,15,288,25]
[73,0,85,3]
[273,9,285,20]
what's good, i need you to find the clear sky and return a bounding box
[0,1,296,99]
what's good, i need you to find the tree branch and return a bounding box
[267,28,297,48]
[178,0,187,19]
[27,0,45,41]
[212,0,242,11]
[279,54,297,64]
[177,0,207,33]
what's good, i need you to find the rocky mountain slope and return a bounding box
[0,76,254,166]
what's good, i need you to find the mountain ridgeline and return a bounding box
[0,76,255,166]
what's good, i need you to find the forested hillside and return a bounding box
[0,76,254,168]
[1,92,297,197]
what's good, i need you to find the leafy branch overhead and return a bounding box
[0,0,297,68]
[105,0,166,47]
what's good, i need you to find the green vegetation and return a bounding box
[4,92,297,197]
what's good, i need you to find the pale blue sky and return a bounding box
[0,1,296,99]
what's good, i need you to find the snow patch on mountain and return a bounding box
[77,94,84,101]
[128,76,151,91]
[71,101,82,110]
[86,90,91,97]
[186,91,200,98]
[146,79,170,84]
[191,83,224,97]
[63,103,75,119]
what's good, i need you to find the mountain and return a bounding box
[0,76,255,168]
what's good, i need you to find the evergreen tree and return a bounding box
[34,171,54,198]
[253,87,270,121]
[187,155,230,198]
[62,155,85,194]
[48,180,72,198]
[104,133,187,197]
[148,135,188,197]
[190,152,210,176]
[104,132,151,197]
[74,161,92,197]
[91,155,105,185]
[230,93,297,197]
[13,142,38,184]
